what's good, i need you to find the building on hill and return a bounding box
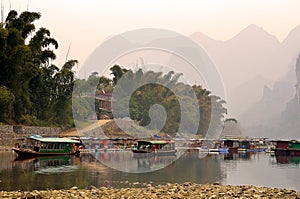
[95,91,112,119]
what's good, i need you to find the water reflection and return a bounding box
[0,150,224,190]
[275,155,300,164]
[93,150,178,173]
[223,152,251,160]
[0,151,299,191]
[0,153,93,191]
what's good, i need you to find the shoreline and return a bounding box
[0,183,298,199]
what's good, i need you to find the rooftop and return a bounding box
[29,136,80,144]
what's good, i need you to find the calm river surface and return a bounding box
[0,151,299,191]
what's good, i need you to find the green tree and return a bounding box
[110,64,128,85]
[109,66,227,137]
[0,10,77,128]
[0,10,58,122]
[51,60,78,128]
[0,86,15,123]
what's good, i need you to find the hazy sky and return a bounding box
[3,0,300,68]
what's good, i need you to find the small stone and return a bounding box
[209,194,217,199]
[284,189,293,194]
[79,191,86,196]
[212,182,220,185]
[89,185,97,190]
[183,182,192,186]
[24,192,42,199]
[70,186,78,190]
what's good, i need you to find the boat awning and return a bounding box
[29,137,80,144]
[138,140,167,144]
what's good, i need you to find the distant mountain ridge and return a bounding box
[239,56,300,139]
[190,24,300,118]
[81,24,300,136]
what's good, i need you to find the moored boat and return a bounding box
[287,141,300,156]
[132,140,176,156]
[274,140,300,156]
[223,139,239,152]
[237,140,250,152]
[12,135,80,159]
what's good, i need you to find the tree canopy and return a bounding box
[73,65,227,138]
[111,65,227,137]
[0,10,77,128]
[0,10,227,136]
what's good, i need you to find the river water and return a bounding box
[0,150,299,191]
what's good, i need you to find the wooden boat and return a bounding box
[238,140,250,152]
[12,135,80,159]
[274,140,300,156]
[286,141,300,156]
[132,140,176,156]
[223,139,239,152]
[208,141,229,153]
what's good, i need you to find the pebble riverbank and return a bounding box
[0,183,299,199]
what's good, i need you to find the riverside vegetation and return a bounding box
[0,10,227,137]
[0,10,77,128]
[73,64,227,137]
[0,10,298,199]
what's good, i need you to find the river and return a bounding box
[0,150,299,191]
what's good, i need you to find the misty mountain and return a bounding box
[80,32,225,98]
[190,24,281,84]
[190,24,289,117]
[78,35,141,78]
[281,25,300,65]
[226,76,272,117]
[191,25,300,138]
[239,60,297,138]
[81,25,300,136]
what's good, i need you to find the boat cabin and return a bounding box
[133,140,175,153]
[26,135,79,153]
[13,135,80,158]
[275,140,290,149]
[288,140,300,149]
[239,140,250,149]
[223,139,239,148]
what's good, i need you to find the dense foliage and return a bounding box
[0,10,77,128]
[0,10,226,135]
[73,65,227,137]
[111,65,227,137]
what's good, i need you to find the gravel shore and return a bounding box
[0,183,299,199]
